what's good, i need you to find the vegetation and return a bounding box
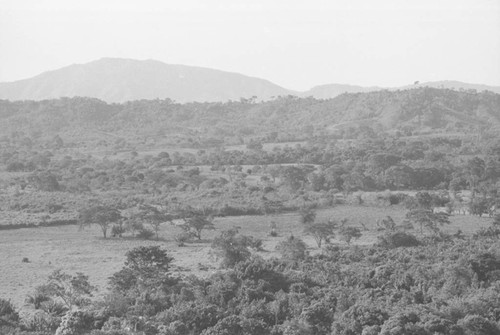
[1,88,500,334]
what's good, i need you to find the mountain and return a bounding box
[304,81,500,99]
[0,58,499,103]
[302,83,383,99]
[0,58,294,103]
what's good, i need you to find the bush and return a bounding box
[458,314,500,335]
[136,228,155,240]
[175,232,191,246]
[474,226,500,239]
[22,311,61,332]
[276,236,308,261]
[211,228,252,268]
[110,224,125,238]
[388,193,408,205]
[377,232,420,248]
[0,299,19,327]
[40,300,68,317]
[55,310,95,335]
[338,227,362,245]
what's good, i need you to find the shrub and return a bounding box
[469,253,500,282]
[388,193,408,205]
[211,228,252,268]
[338,227,362,245]
[136,228,155,240]
[55,310,95,335]
[110,224,125,238]
[26,291,51,309]
[175,232,191,246]
[0,299,19,327]
[474,226,500,239]
[457,314,500,335]
[40,300,68,317]
[23,311,60,332]
[276,236,308,261]
[377,232,420,248]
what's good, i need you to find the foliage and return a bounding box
[135,228,155,240]
[303,220,337,248]
[377,231,421,248]
[109,246,175,294]
[181,215,215,240]
[338,226,362,245]
[35,270,96,310]
[276,235,308,261]
[406,209,450,235]
[299,207,316,225]
[0,299,19,327]
[133,205,171,240]
[55,310,95,335]
[78,205,122,239]
[211,228,252,268]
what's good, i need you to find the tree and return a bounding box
[109,246,175,294]
[276,235,308,261]
[377,216,396,231]
[182,215,215,240]
[303,220,337,248]
[279,166,313,191]
[28,172,61,192]
[338,226,362,245]
[0,298,19,327]
[211,228,252,268]
[406,209,450,235]
[134,205,171,240]
[36,270,96,311]
[458,315,500,335]
[78,205,122,239]
[299,206,317,225]
[465,157,486,199]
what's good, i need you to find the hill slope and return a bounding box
[304,81,500,99]
[1,88,499,142]
[0,58,294,103]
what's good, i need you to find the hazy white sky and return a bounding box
[1,0,499,90]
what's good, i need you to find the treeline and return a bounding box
[1,87,499,142]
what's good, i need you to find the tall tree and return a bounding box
[78,205,121,239]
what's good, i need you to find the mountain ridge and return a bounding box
[0,58,499,102]
[0,58,294,103]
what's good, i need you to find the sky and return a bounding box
[0,0,499,91]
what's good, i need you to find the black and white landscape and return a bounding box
[1,1,500,335]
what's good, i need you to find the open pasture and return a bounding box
[0,205,492,309]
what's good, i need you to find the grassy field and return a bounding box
[0,205,492,309]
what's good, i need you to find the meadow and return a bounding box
[0,204,491,310]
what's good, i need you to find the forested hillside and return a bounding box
[1,88,499,143]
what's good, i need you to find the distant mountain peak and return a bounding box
[0,58,498,102]
[0,58,293,103]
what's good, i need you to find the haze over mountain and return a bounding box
[0,58,499,103]
[0,58,294,103]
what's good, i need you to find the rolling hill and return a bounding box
[303,81,500,99]
[0,88,499,142]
